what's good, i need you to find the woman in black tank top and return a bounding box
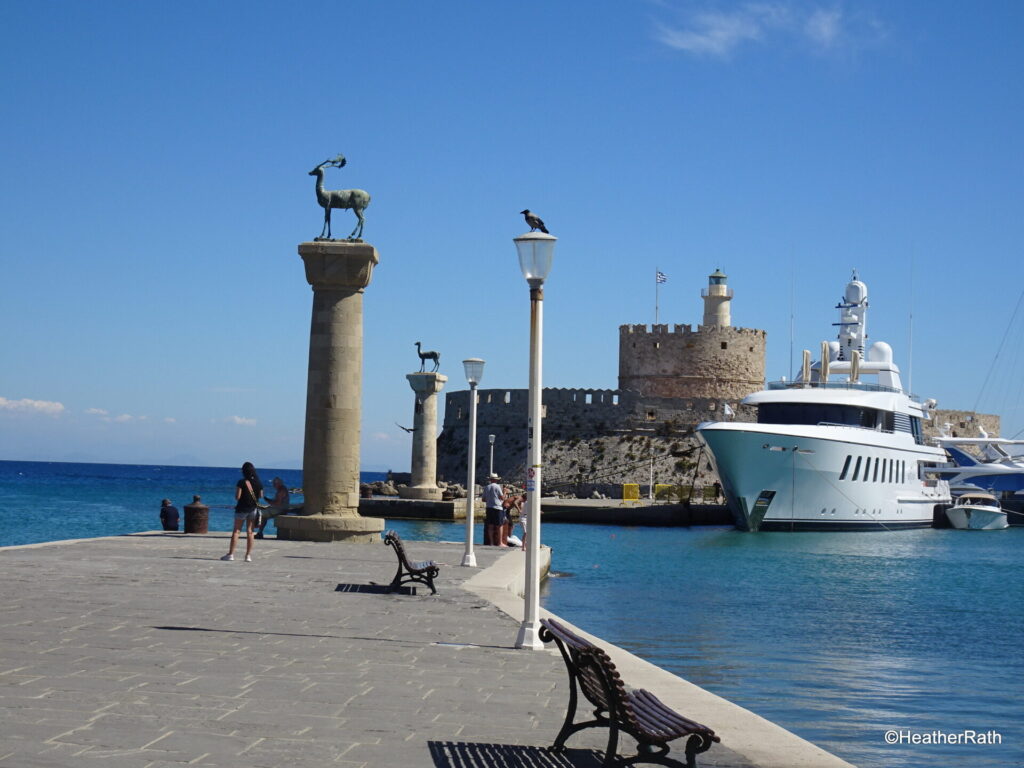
[221,462,265,562]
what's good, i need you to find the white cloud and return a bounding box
[654,2,856,58]
[805,7,842,47]
[371,432,391,442]
[229,415,257,426]
[164,417,177,423]
[113,414,133,423]
[85,407,109,416]
[0,397,65,416]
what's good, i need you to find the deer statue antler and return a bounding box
[327,154,347,168]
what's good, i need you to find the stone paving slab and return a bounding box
[0,533,826,768]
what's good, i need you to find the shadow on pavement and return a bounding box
[335,583,416,595]
[428,741,602,768]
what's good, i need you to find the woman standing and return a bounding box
[221,462,265,562]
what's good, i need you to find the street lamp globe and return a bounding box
[463,358,485,387]
[514,232,556,285]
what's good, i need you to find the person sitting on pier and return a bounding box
[255,477,290,539]
[159,499,179,531]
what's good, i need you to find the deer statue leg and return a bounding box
[432,356,439,372]
[349,209,365,240]
[325,208,333,239]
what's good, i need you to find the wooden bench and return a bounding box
[383,530,440,595]
[539,617,719,768]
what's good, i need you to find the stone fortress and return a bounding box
[436,269,768,495]
[435,269,998,497]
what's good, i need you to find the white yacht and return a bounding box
[945,490,1008,530]
[698,272,951,531]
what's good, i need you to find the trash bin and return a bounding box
[183,495,209,534]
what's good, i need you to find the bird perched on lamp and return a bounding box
[520,209,549,234]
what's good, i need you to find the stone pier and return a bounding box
[276,240,385,543]
[398,372,447,500]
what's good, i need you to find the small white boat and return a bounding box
[946,491,1008,530]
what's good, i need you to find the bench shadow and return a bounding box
[427,741,602,768]
[335,583,416,595]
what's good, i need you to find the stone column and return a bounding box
[276,240,385,543]
[398,373,447,500]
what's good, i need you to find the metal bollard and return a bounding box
[183,495,209,534]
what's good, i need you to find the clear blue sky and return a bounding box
[2,1,1022,470]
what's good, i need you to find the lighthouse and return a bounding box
[701,268,732,327]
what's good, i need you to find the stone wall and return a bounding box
[925,409,1001,439]
[435,386,752,493]
[618,324,766,400]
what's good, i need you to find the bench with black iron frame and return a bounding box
[383,530,440,595]
[539,617,719,768]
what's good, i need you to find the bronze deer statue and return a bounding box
[415,342,440,372]
[309,155,371,240]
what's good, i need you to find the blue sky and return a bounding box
[2,1,1022,470]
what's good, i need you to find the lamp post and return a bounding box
[461,357,485,568]
[488,434,496,476]
[513,231,556,650]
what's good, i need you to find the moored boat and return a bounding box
[698,272,950,531]
[945,490,1008,530]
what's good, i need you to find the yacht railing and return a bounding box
[767,380,916,399]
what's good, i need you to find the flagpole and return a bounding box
[655,266,659,325]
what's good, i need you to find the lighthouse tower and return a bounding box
[701,268,732,327]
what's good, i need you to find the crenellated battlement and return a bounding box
[618,322,766,400]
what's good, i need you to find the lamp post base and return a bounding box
[460,551,477,567]
[515,621,545,650]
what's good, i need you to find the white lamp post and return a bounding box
[488,434,496,476]
[461,357,485,567]
[513,231,556,650]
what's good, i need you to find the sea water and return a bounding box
[1,461,1020,767]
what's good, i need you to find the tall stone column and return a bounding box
[398,373,447,500]
[276,241,385,543]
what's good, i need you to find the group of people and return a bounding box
[159,462,290,563]
[163,464,528,560]
[483,472,526,549]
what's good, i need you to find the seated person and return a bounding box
[159,499,179,531]
[255,477,291,538]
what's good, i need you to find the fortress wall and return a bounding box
[926,409,1001,439]
[618,324,766,400]
[436,386,753,485]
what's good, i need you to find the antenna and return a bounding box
[788,259,795,381]
[908,254,914,395]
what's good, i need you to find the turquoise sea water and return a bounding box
[2,461,1021,767]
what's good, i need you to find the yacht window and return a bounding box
[863,457,871,482]
[852,456,862,481]
[757,403,883,428]
[839,455,852,480]
[910,416,925,445]
[889,460,895,483]
[873,460,880,482]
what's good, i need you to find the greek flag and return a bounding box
[656,271,667,284]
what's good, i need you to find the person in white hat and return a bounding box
[482,473,506,546]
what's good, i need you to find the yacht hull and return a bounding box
[698,423,949,532]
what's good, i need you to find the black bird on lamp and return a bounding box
[520,209,549,234]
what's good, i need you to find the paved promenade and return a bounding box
[0,533,853,768]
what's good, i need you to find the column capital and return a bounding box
[299,241,379,291]
[406,372,449,395]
